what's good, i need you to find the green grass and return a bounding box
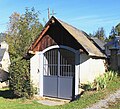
[0,76,120,109]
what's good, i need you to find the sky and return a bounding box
[0,0,120,37]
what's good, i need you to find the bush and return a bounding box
[9,58,34,98]
[6,8,43,98]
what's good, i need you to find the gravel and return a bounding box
[37,99,66,106]
[84,89,120,109]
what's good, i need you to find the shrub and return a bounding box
[6,8,43,98]
[9,59,34,98]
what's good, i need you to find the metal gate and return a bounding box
[43,48,75,99]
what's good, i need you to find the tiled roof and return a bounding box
[57,18,106,57]
[30,16,106,58]
[90,37,105,50]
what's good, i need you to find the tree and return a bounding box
[7,12,20,35]
[94,27,105,41]
[116,23,120,36]
[107,24,120,42]
[90,27,106,41]
[89,33,94,37]
[6,8,43,98]
[108,26,117,41]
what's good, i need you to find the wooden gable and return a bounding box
[30,18,83,52]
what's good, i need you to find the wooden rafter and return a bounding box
[31,25,50,51]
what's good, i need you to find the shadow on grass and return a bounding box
[71,91,85,102]
[0,89,19,99]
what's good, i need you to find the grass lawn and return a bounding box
[0,76,120,109]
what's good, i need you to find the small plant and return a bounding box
[80,82,96,91]
[104,71,118,81]
[80,84,91,91]
[95,71,118,90]
[81,71,118,91]
[95,76,107,90]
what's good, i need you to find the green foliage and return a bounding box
[89,27,106,41]
[94,27,105,41]
[116,23,120,36]
[6,8,43,57]
[81,71,118,91]
[95,75,107,90]
[9,59,34,98]
[95,71,118,90]
[107,23,120,42]
[107,26,117,41]
[6,8,43,98]
[81,82,96,91]
[104,70,118,81]
[0,76,119,109]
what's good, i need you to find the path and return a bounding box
[37,99,66,106]
[84,89,120,109]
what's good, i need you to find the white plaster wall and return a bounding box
[30,50,106,93]
[0,41,10,72]
[1,41,9,51]
[80,53,105,84]
[1,51,10,72]
[30,52,40,89]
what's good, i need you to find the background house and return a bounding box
[105,36,120,56]
[0,41,10,88]
[28,16,106,100]
[89,37,105,54]
[105,36,120,71]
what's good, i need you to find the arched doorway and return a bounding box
[43,47,75,99]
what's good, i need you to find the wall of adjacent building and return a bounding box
[30,52,40,90]
[0,41,9,51]
[0,41,10,72]
[1,51,10,72]
[79,53,106,84]
[0,41,10,88]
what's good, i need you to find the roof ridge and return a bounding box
[56,18,106,58]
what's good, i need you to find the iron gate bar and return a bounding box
[58,50,60,77]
